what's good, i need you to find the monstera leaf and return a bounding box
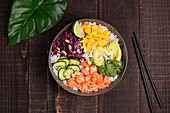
[8,0,67,46]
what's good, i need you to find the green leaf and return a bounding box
[90,58,96,65]
[8,0,67,46]
[97,66,106,75]
[105,63,117,77]
[104,57,124,77]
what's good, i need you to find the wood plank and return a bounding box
[48,0,99,113]
[28,33,48,113]
[139,0,170,112]
[0,0,29,113]
[98,0,140,113]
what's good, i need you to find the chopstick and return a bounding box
[133,32,162,108]
[132,36,154,113]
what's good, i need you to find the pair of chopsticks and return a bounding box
[132,32,162,113]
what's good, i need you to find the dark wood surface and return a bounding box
[0,0,169,113]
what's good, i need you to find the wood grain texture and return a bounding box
[139,0,170,113]
[28,33,48,113]
[98,0,140,113]
[0,0,29,113]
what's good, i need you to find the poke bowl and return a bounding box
[48,19,128,96]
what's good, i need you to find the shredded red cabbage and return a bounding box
[53,30,84,59]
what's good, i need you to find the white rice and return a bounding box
[73,87,78,91]
[79,65,83,69]
[53,67,58,77]
[88,89,92,92]
[118,61,122,65]
[98,24,109,31]
[103,54,110,60]
[63,80,67,85]
[109,75,119,82]
[51,53,60,63]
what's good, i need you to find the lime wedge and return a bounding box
[72,21,85,38]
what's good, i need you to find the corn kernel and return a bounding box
[87,60,92,65]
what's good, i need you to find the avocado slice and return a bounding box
[108,40,122,61]
[112,40,122,61]
[92,40,122,65]
[106,42,117,60]
[92,46,105,66]
[104,40,122,61]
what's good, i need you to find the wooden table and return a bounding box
[0,0,169,113]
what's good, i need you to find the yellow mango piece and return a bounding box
[92,32,98,38]
[103,31,110,37]
[105,36,110,40]
[92,25,98,31]
[86,43,93,52]
[87,47,92,52]
[89,38,95,43]
[97,27,104,34]
[101,33,107,39]
[92,30,97,35]
[88,33,93,37]
[84,27,91,34]
[94,42,98,46]
[95,35,101,40]
[81,24,87,29]
[88,43,93,47]
[86,33,93,39]
[86,24,91,29]
[83,42,87,47]
[83,37,88,42]
[98,40,106,47]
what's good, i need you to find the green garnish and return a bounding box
[90,57,124,77]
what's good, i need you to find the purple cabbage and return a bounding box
[52,30,84,59]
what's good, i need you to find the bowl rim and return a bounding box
[48,18,128,96]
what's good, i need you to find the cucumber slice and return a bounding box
[59,56,67,59]
[69,58,80,65]
[57,59,63,62]
[53,61,66,68]
[58,58,70,66]
[58,69,66,80]
[57,66,66,71]
[64,69,74,79]
[62,59,70,66]
[68,65,80,72]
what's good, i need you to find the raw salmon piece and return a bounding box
[75,75,85,84]
[67,78,74,84]
[104,76,111,85]
[96,74,104,83]
[85,75,92,82]
[89,65,97,74]
[78,83,88,92]
[91,77,97,85]
[92,73,103,83]
[81,61,89,67]
[89,84,98,91]
[67,78,77,88]
[97,82,105,89]
[81,67,89,75]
